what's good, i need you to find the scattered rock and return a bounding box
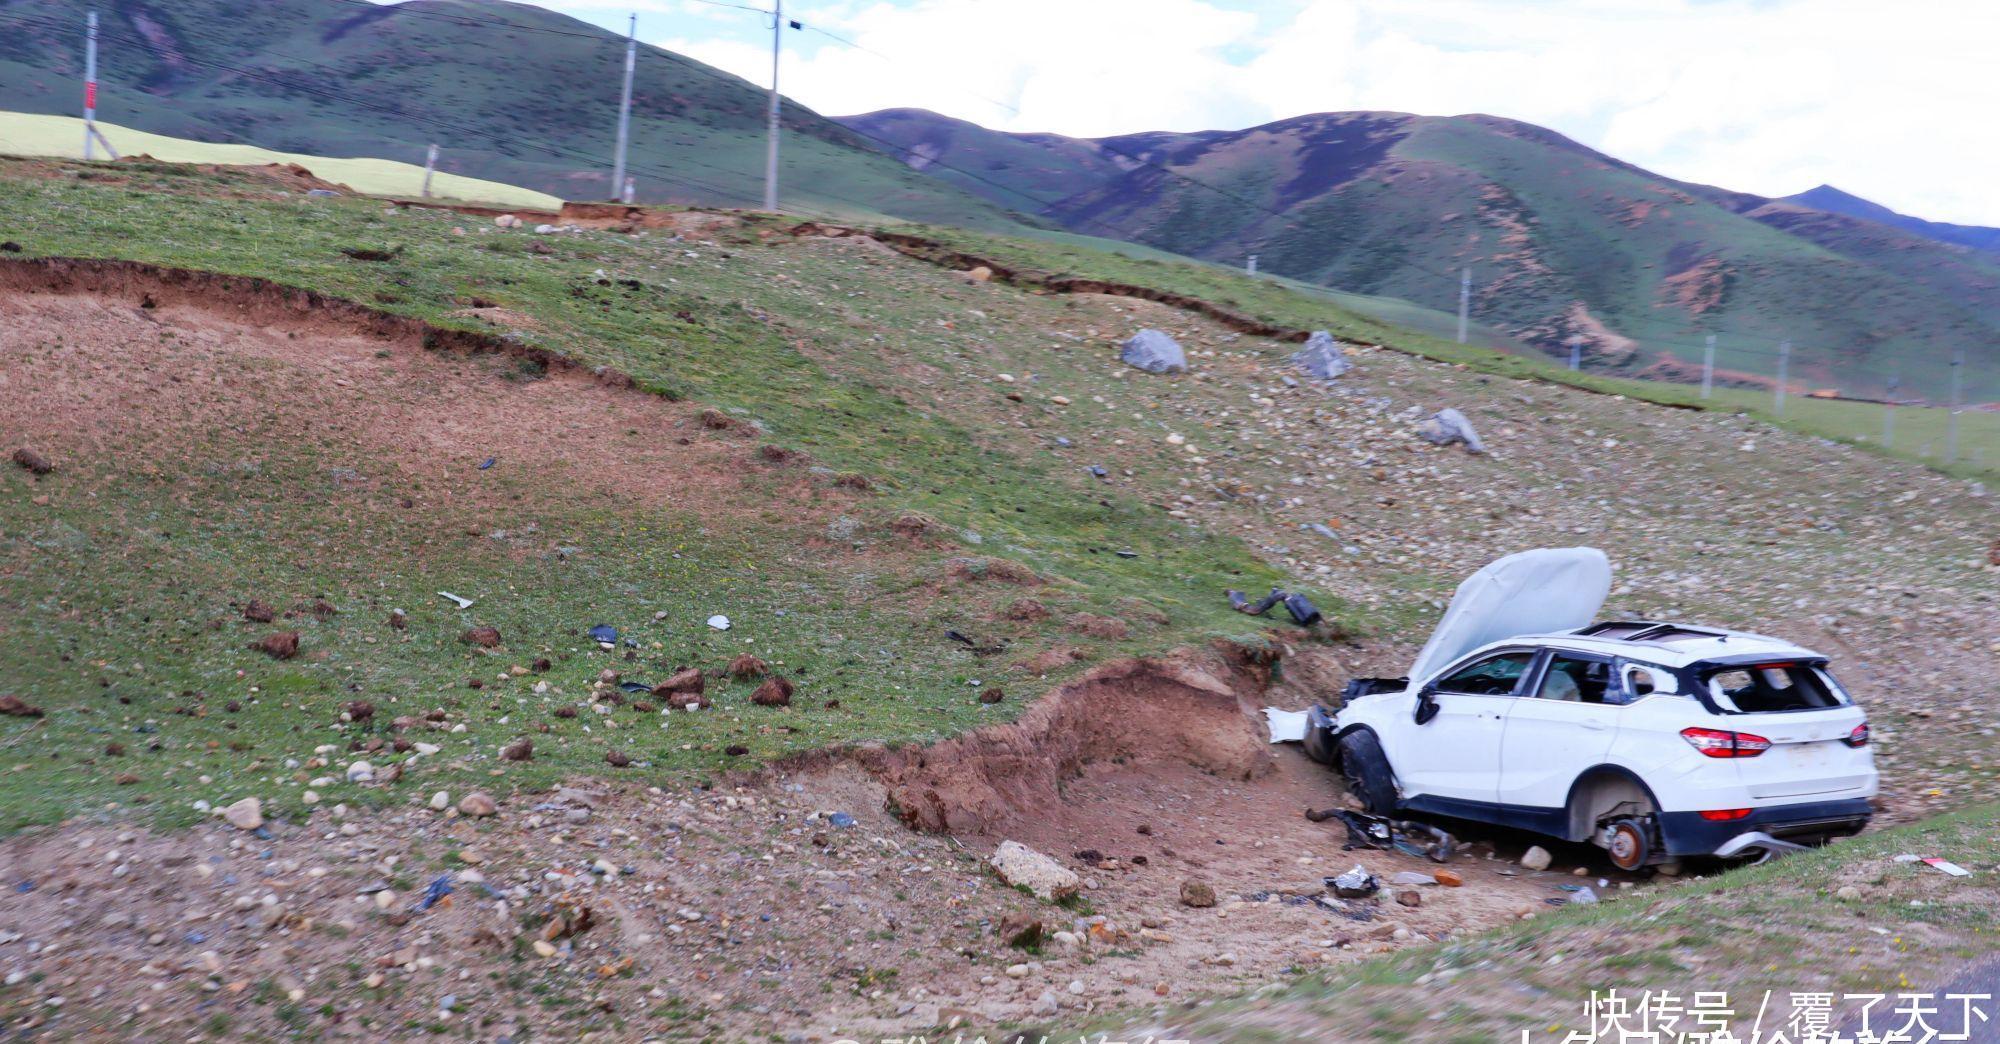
[1180,881,1216,908]
[1415,408,1487,454]
[965,265,993,282]
[457,793,497,817]
[460,626,502,648]
[653,668,705,697]
[978,686,1004,705]
[989,840,1079,901]
[1520,846,1553,871]
[1433,869,1464,887]
[750,676,794,707]
[499,737,533,762]
[242,600,277,623]
[222,798,263,831]
[1120,328,1187,374]
[1290,330,1352,380]
[1396,889,1422,908]
[251,632,300,660]
[345,761,375,783]
[341,700,374,722]
[604,750,631,768]
[387,609,407,630]
[726,654,768,680]
[10,448,53,476]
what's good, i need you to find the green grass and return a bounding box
[0,158,1293,830]
[0,111,562,209]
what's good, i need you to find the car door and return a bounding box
[1497,650,1624,810]
[1390,648,1534,805]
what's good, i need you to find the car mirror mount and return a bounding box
[1414,685,1441,725]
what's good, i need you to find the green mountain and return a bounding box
[840,108,2000,401]
[0,0,1025,226]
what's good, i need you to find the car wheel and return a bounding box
[1336,729,1397,815]
[1604,817,1652,871]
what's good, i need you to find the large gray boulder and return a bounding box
[1290,330,1351,380]
[1120,329,1187,374]
[1415,408,1487,454]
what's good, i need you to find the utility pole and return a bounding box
[1246,253,1258,275]
[1882,370,1900,448]
[1774,339,1790,415]
[610,12,637,204]
[763,0,782,212]
[1455,267,1470,344]
[80,11,117,160]
[1567,336,1582,371]
[1946,347,1964,463]
[421,143,438,198]
[1700,333,1716,399]
[622,175,635,204]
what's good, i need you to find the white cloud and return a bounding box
[566,0,1997,223]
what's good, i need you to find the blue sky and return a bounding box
[504,0,1999,225]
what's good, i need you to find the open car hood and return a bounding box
[1406,547,1612,686]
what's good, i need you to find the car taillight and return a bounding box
[1843,722,1869,748]
[1699,808,1753,821]
[1681,726,1772,758]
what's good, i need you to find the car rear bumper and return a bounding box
[1657,797,1872,857]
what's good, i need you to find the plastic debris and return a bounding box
[706,614,731,631]
[618,681,652,694]
[588,625,618,646]
[437,591,474,609]
[1389,871,1437,886]
[1262,707,1309,744]
[1923,858,1972,877]
[1227,586,1322,627]
[828,812,857,829]
[1327,864,1379,899]
[419,874,455,910]
[478,457,496,470]
[1306,809,1457,864]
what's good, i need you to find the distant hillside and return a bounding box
[0,0,1024,227]
[841,108,2000,401]
[1783,184,2000,254]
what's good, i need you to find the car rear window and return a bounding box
[1705,663,1850,713]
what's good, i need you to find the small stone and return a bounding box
[750,676,794,707]
[345,761,375,783]
[1179,880,1216,908]
[1433,869,1464,887]
[458,793,497,817]
[429,791,450,810]
[1836,885,1863,901]
[460,626,502,648]
[499,737,533,762]
[989,840,1079,901]
[604,750,631,768]
[222,798,263,831]
[1005,963,1029,979]
[1521,846,1552,871]
[997,912,1043,949]
[1396,890,1421,908]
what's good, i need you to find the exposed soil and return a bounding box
[0,643,1602,1041]
[0,257,844,523]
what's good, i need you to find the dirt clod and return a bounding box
[387,609,407,630]
[979,686,1005,704]
[460,625,502,648]
[1002,598,1051,622]
[11,447,53,475]
[251,631,300,660]
[1180,880,1217,908]
[341,700,374,722]
[500,737,533,762]
[750,676,794,707]
[726,654,769,680]
[242,599,277,623]
[997,912,1044,949]
[0,694,45,717]
[604,750,631,768]
[1396,890,1422,908]
[1067,613,1130,640]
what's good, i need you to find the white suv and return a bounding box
[1304,548,1876,869]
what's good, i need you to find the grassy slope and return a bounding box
[0,111,562,208]
[0,158,1291,831]
[0,0,1024,228]
[883,221,2000,484]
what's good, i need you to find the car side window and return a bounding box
[1537,655,1613,704]
[1435,652,1534,696]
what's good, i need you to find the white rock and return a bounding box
[1521,846,1553,871]
[345,761,375,784]
[988,840,1079,901]
[222,798,263,831]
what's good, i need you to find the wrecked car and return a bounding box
[1304,547,1876,869]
